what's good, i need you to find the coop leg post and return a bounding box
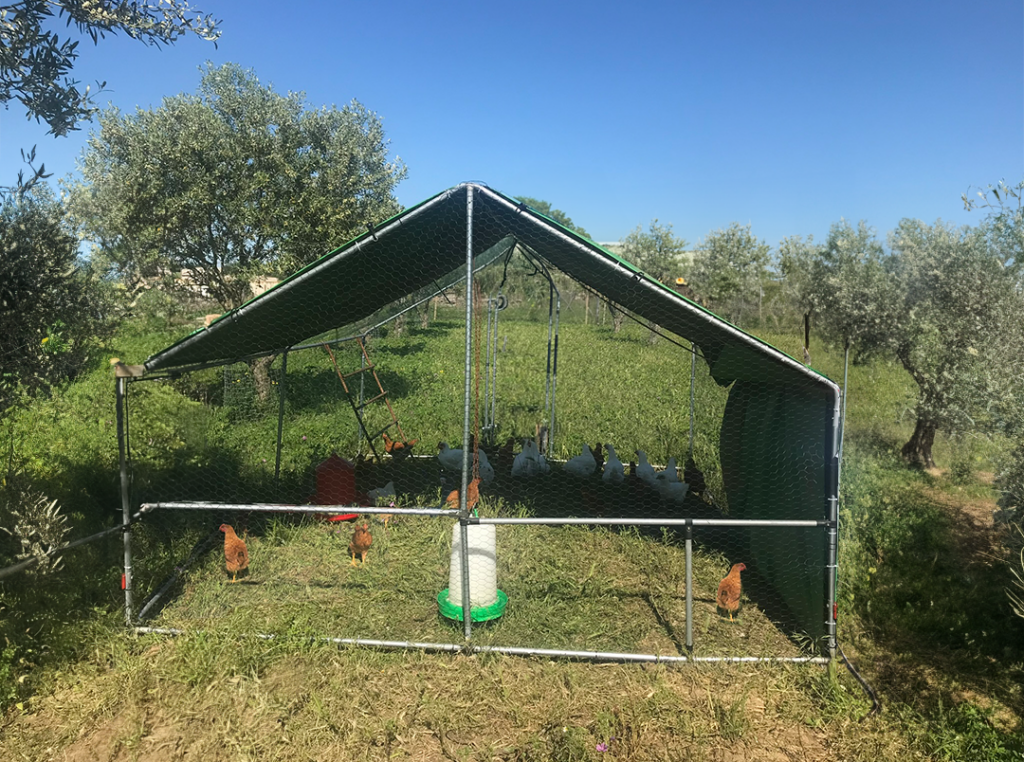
[826,506,839,660]
[274,350,289,485]
[116,377,134,626]
[827,374,843,661]
[688,346,697,458]
[549,291,560,455]
[490,295,500,440]
[459,514,473,639]
[460,184,475,641]
[685,521,693,651]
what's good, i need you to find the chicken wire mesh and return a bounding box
[118,183,839,661]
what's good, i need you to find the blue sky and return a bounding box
[1,0,1020,248]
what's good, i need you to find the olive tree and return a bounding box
[805,218,1022,468]
[71,62,407,310]
[0,187,109,412]
[1,0,219,137]
[690,222,770,325]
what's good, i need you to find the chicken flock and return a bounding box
[435,437,701,509]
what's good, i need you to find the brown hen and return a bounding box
[219,524,249,583]
[445,477,481,511]
[349,523,372,566]
[716,562,746,621]
[383,433,418,459]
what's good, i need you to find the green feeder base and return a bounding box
[437,588,508,622]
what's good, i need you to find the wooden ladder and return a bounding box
[323,338,410,461]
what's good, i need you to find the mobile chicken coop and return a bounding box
[117,183,841,663]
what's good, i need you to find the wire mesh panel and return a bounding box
[122,183,839,661]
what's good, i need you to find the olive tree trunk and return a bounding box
[901,417,937,469]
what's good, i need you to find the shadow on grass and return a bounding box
[842,449,1024,728]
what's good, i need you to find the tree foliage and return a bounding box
[620,219,688,283]
[689,222,769,323]
[70,62,407,310]
[0,187,109,411]
[804,218,1023,468]
[0,0,220,138]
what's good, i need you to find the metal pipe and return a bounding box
[543,281,554,451]
[826,373,843,660]
[135,527,221,622]
[274,350,288,483]
[459,184,475,638]
[550,290,560,455]
[483,296,493,439]
[473,517,825,528]
[688,346,697,458]
[132,626,829,664]
[116,377,134,625]
[489,295,500,440]
[357,343,366,457]
[141,502,455,517]
[685,523,693,651]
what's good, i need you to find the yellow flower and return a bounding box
[41,337,49,344]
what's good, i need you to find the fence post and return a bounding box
[274,350,289,484]
[115,376,133,625]
[459,184,475,639]
[685,521,694,651]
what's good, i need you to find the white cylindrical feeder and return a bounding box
[438,523,507,622]
[448,523,498,608]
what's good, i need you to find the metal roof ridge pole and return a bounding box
[115,376,133,625]
[274,350,288,484]
[459,185,475,638]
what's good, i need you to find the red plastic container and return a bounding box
[312,453,359,521]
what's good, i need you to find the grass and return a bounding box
[2,297,1024,760]
[139,512,799,661]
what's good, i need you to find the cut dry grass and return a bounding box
[2,628,878,762]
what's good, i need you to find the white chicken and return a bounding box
[512,439,550,477]
[658,479,690,504]
[366,481,396,504]
[602,444,624,484]
[635,450,658,486]
[655,456,680,483]
[476,447,496,484]
[439,441,495,483]
[563,444,597,478]
[437,441,464,471]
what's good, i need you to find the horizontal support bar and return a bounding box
[139,504,824,527]
[140,502,454,517]
[472,517,826,528]
[133,627,829,665]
